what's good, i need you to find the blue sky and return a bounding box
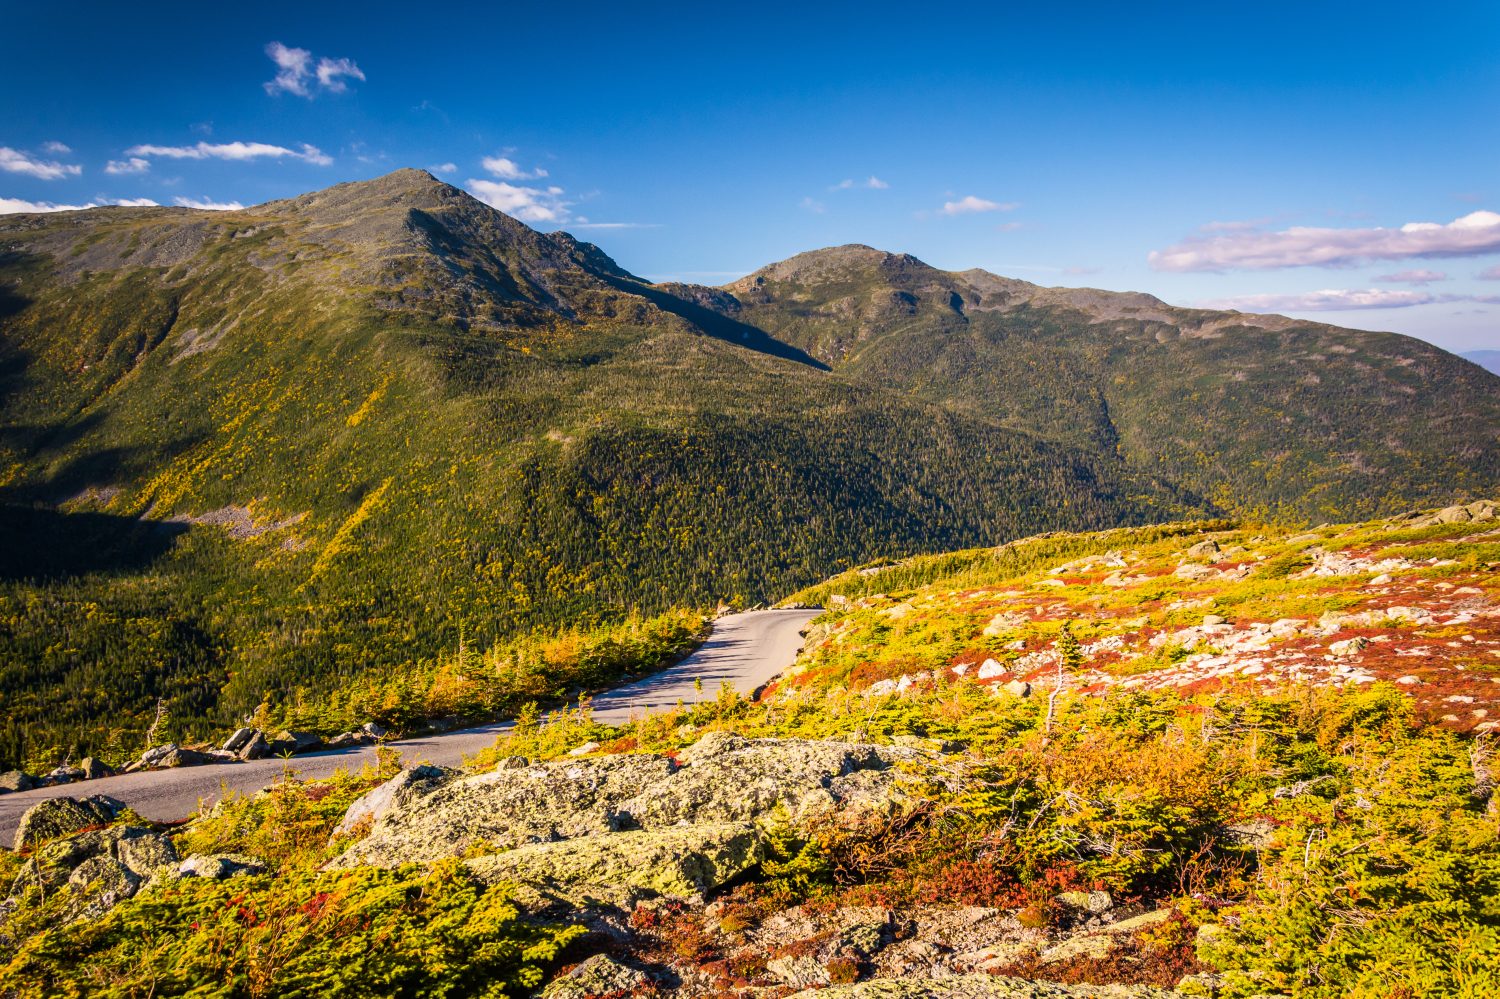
[3,1,1498,351]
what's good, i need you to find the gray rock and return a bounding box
[116,828,180,877]
[331,764,453,839]
[177,853,265,879]
[222,727,254,752]
[1001,680,1031,698]
[465,822,764,900]
[239,731,270,760]
[67,855,143,913]
[13,795,120,851]
[361,721,388,739]
[46,765,84,784]
[768,954,832,988]
[79,757,114,781]
[542,954,647,999]
[0,770,37,794]
[274,730,323,754]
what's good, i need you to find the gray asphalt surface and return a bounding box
[0,608,820,843]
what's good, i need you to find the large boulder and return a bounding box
[0,770,38,794]
[465,822,763,901]
[222,727,255,753]
[332,735,918,872]
[79,757,114,781]
[239,731,270,760]
[273,731,322,754]
[13,795,120,851]
[331,764,452,839]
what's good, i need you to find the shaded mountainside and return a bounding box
[717,244,1500,517]
[0,169,1496,765]
[0,171,1189,766]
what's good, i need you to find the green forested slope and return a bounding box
[1,171,1495,766]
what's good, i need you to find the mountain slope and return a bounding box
[0,171,1193,766]
[718,245,1500,518]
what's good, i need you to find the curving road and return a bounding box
[0,609,821,843]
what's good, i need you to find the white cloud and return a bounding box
[481,155,548,181]
[831,176,889,191]
[1200,288,1500,312]
[314,57,365,93]
[465,179,570,222]
[40,141,71,154]
[0,196,157,214]
[126,140,332,166]
[428,162,457,175]
[264,42,364,98]
[1372,269,1447,285]
[173,196,245,211]
[799,196,826,214]
[1479,265,1500,280]
[940,195,1017,216]
[1151,210,1500,272]
[0,146,82,180]
[105,157,151,175]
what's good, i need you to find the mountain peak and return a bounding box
[726,244,940,293]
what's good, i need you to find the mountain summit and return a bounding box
[1,168,1497,760]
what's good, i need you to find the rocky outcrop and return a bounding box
[542,954,647,999]
[0,771,37,794]
[7,821,178,921]
[785,977,1184,998]
[466,822,763,901]
[12,795,121,851]
[330,734,921,901]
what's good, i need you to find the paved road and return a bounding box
[0,608,821,842]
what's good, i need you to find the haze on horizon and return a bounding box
[2,0,1497,352]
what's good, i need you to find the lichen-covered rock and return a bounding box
[786,975,1185,998]
[331,764,453,839]
[332,755,669,867]
[67,856,143,916]
[175,853,265,879]
[541,953,647,999]
[465,821,763,900]
[13,795,119,850]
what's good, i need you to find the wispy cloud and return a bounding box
[1151,210,1500,271]
[1372,269,1447,285]
[263,42,365,98]
[830,176,889,191]
[1479,265,1500,280]
[40,141,71,154]
[427,162,457,175]
[482,155,548,181]
[173,196,245,211]
[567,221,661,230]
[1200,287,1500,312]
[799,196,826,214]
[0,196,157,214]
[105,157,151,175]
[465,179,570,222]
[940,195,1017,216]
[0,146,82,180]
[126,141,332,166]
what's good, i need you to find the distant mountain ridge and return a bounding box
[1464,349,1500,376]
[0,168,1496,764]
